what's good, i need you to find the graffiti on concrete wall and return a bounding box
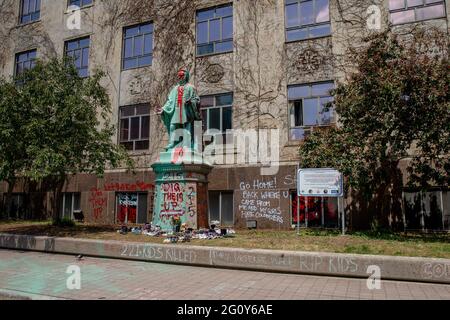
[238,178,285,224]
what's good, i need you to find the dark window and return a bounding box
[288,82,334,141]
[20,0,41,24]
[200,93,233,133]
[196,4,233,56]
[14,49,37,77]
[404,190,449,231]
[2,194,28,220]
[68,0,93,8]
[119,104,150,151]
[209,191,234,226]
[201,93,233,145]
[65,37,90,77]
[285,0,331,41]
[60,193,81,220]
[122,22,153,70]
[389,0,446,25]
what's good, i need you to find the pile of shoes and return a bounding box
[117,225,130,235]
[117,222,236,242]
[131,227,142,235]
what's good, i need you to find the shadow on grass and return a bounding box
[0,221,118,238]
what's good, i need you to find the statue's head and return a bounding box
[177,68,190,84]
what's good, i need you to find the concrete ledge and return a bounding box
[1,233,449,284]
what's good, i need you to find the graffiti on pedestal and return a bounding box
[161,182,184,219]
[155,181,198,229]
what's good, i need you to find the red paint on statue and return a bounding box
[178,85,184,122]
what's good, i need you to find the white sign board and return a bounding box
[298,168,343,197]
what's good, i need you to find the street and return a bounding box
[0,249,449,300]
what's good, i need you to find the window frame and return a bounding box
[403,189,449,231]
[116,192,148,224]
[200,92,233,137]
[288,81,335,141]
[118,104,151,152]
[196,3,234,57]
[14,49,37,78]
[64,36,91,78]
[389,0,447,25]
[121,22,154,71]
[208,191,235,227]
[60,193,81,220]
[67,0,93,9]
[285,0,331,42]
[19,0,41,25]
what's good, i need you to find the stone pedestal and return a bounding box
[152,148,212,231]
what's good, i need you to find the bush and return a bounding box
[52,218,76,228]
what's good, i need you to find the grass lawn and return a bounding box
[0,220,449,259]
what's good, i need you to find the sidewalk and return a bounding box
[1,250,450,300]
[1,233,449,284]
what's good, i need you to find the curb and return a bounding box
[0,288,65,300]
[1,233,449,284]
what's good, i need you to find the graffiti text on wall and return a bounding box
[104,181,154,192]
[161,182,185,219]
[89,188,107,220]
[238,178,284,224]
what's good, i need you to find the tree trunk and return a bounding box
[51,177,66,222]
[4,179,15,220]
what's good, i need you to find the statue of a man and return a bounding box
[156,68,201,151]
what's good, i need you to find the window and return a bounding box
[60,193,81,220]
[291,192,339,228]
[209,191,234,226]
[119,104,150,151]
[116,193,148,224]
[65,37,90,78]
[285,0,331,42]
[122,22,153,70]
[20,0,41,24]
[14,49,37,77]
[404,190,449,231]
[196,4,233,56]
[2,194,28,220]
[68,0,92,8]
[200,93,233,142]
[288,81,335,140]
[389,0,446,25]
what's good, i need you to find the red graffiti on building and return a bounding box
[103,181,154,192]
[89,188,107,220]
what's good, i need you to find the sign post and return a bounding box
[297,168,345,234]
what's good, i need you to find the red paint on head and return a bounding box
[178,69,185,80]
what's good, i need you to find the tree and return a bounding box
[0,78,31,218]
[1,58,133,220]
[299,29,449,230]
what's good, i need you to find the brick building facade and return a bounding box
[0,0,449,230]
